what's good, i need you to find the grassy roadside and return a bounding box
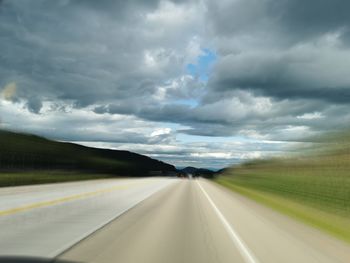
[0,171,114,187]
[215,132,350,244]
[216,176,350,243]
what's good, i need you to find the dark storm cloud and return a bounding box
[0,0,198,112]
[26,97,43,114]
[273,0,350,42]
[199,0,350,137]
[94,90,346,141]
[207,0,350,45]
[208,49,350,103]
[2,0,350,167]
[73,0,187,11]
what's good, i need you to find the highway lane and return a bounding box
[0,178,175,257]
[60,179,350,263]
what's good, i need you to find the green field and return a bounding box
[217,142,350,243]
[0,171,114,187]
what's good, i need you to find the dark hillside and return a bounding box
[0,130,175,176]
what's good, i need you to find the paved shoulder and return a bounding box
[198,179,350,263]
[0,178,175,257]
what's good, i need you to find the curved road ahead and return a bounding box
[0,178,348,262]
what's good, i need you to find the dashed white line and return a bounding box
[196,180,260,263]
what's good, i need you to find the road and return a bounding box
[0,178,349,262]
[0,178,174,258]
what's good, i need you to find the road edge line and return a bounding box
[196,180,260,263]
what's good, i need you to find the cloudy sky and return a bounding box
[1,0,350,169]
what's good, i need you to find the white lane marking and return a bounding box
[197,181,260,263]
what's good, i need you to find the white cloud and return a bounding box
[2,0,350,169]
[297,112,324,120]
[151,128,171,137]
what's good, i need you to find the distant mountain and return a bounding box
[0,130,176,176]
[179,166,198,174]
[178,166,215,178]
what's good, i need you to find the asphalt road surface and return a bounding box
[0,178,174,258]
[0,178,349,263]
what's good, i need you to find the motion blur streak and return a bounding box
[59,179,350,263]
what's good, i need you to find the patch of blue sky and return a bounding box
[175,98,198,107]
[177,133,249,144]
[186,48,217,82]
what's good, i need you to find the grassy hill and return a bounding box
[0,130,176,184]
[216,133,350,243]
